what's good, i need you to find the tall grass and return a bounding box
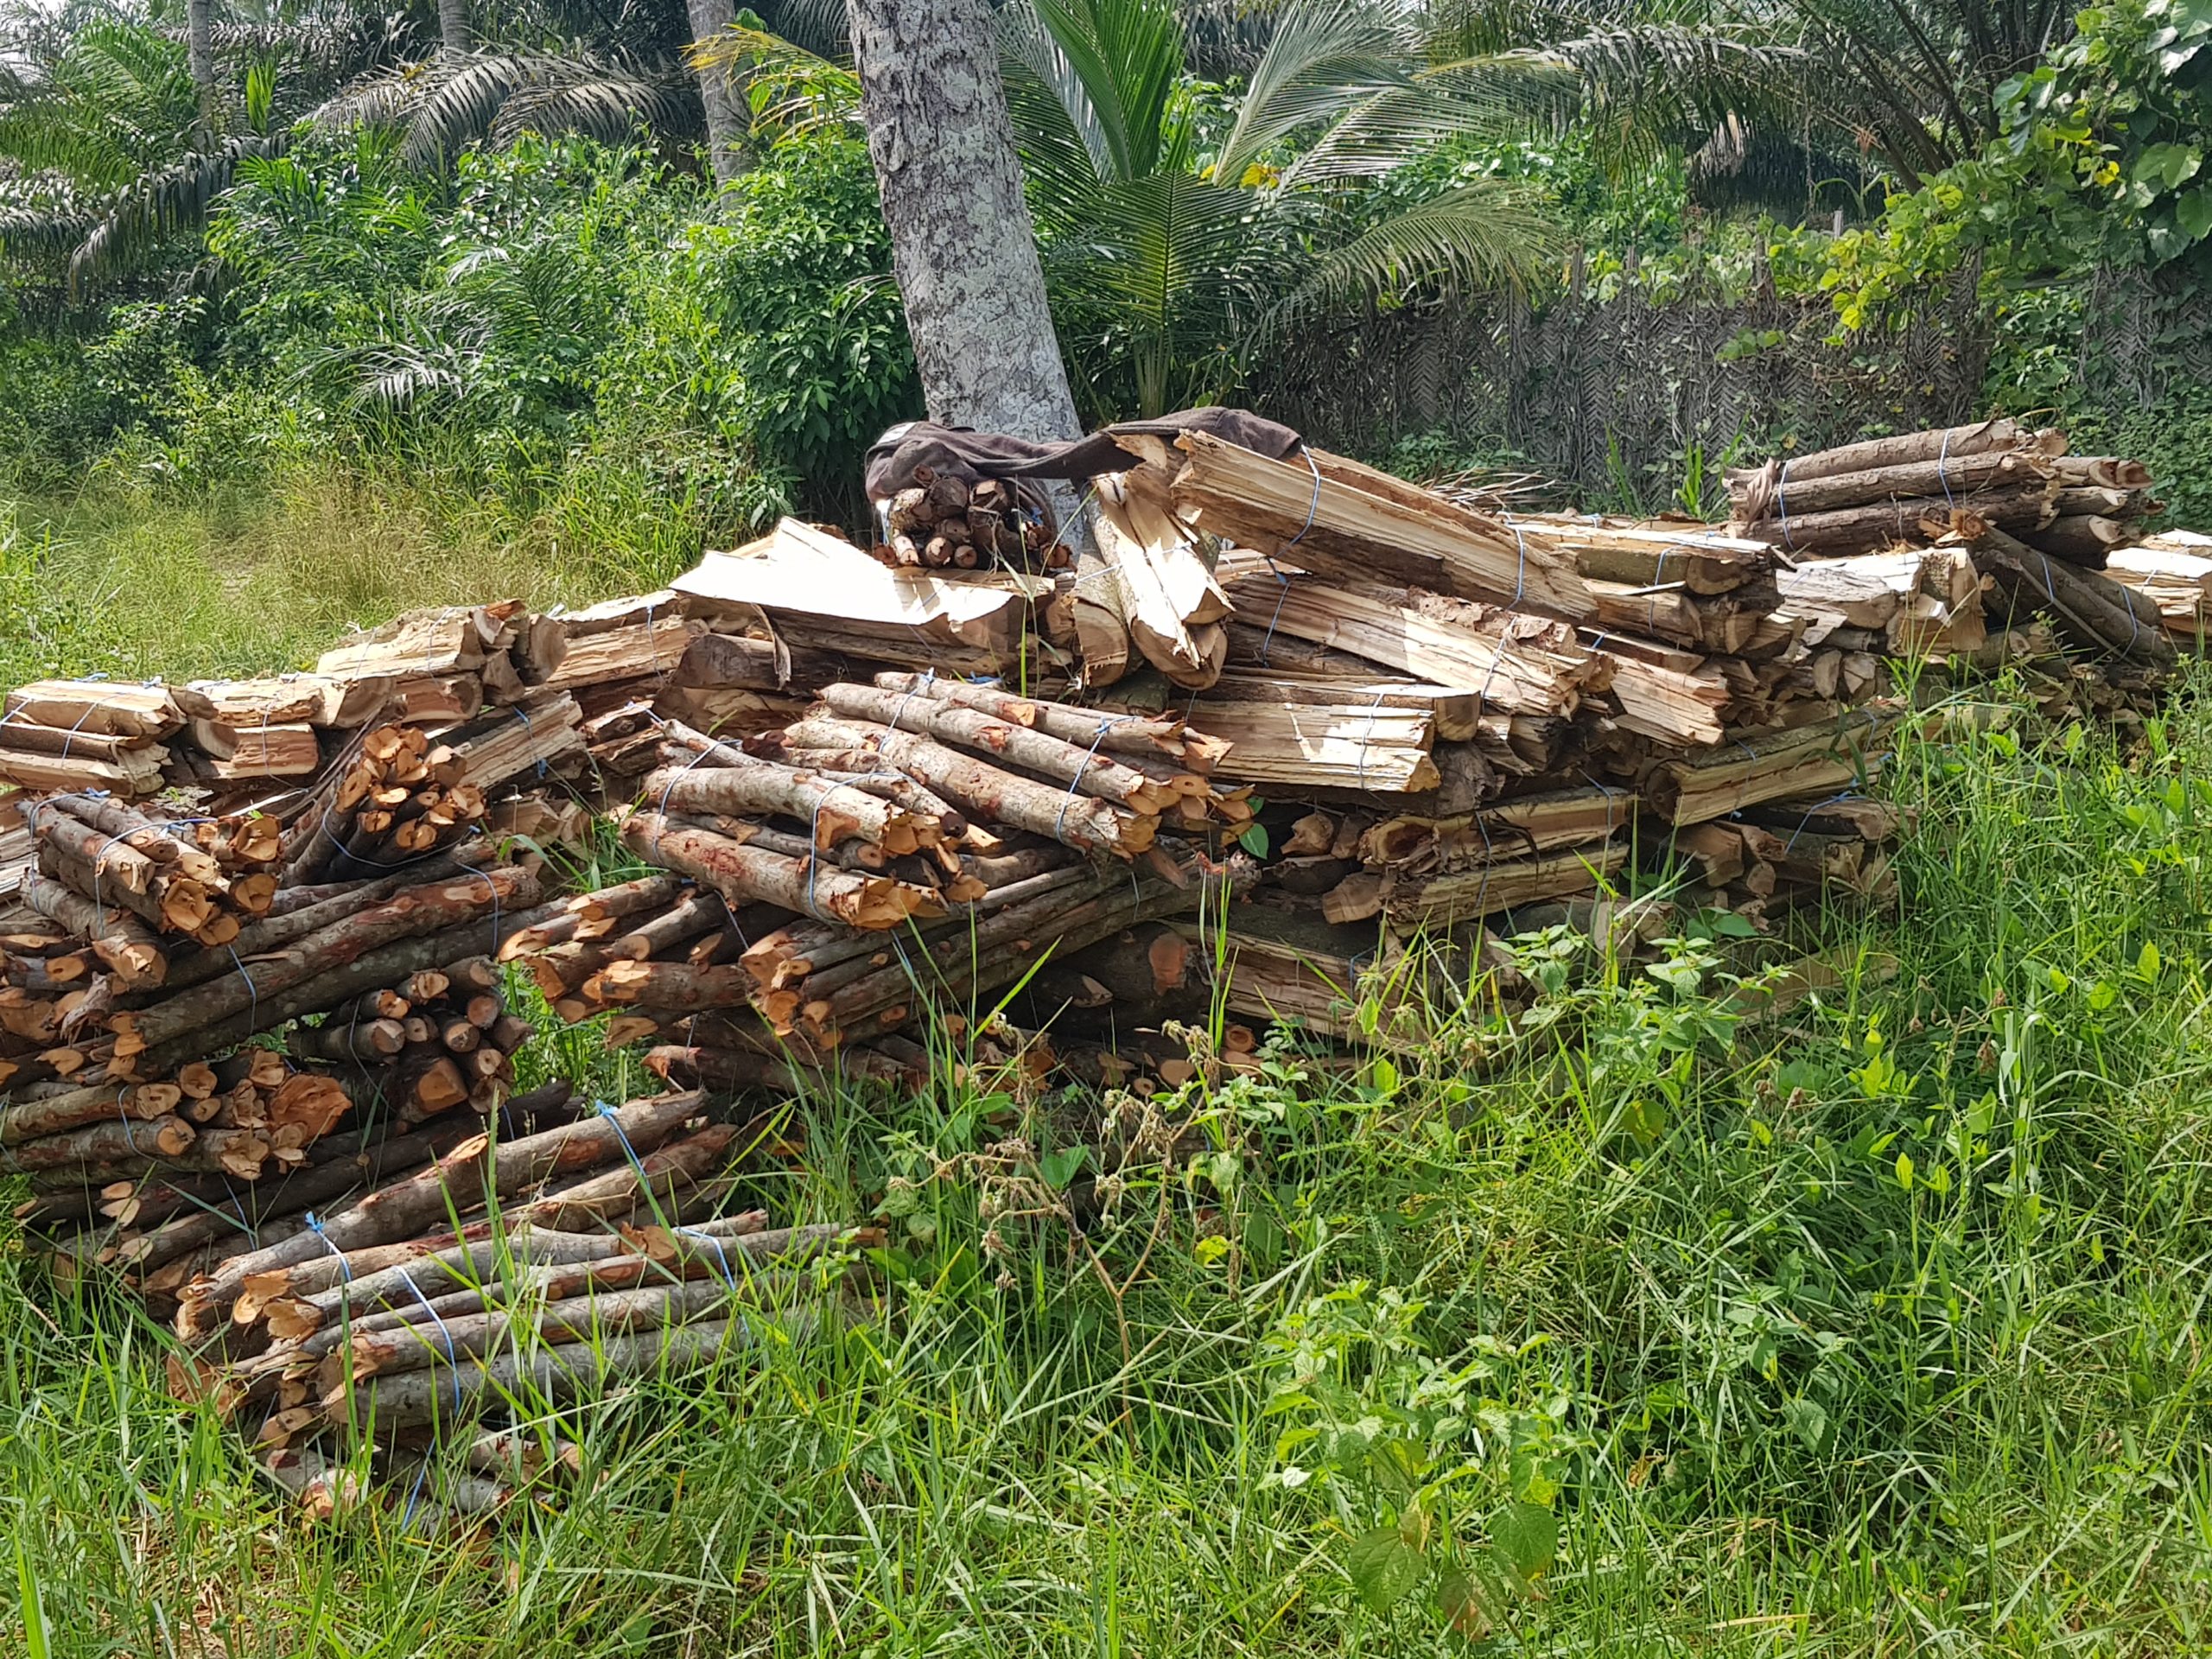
[4,629,2211,1649]
[0,461,709,689]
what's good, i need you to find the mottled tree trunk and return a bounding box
[188,0,216,137]
[843,0,1081,443]
[439,0,472,54]
[685,0,745,188]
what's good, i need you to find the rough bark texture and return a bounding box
[175,1091,703,1335]
[188,0,216,131]
[686,0,744,187]
[845,0,1081,443]
[439,0,471,51]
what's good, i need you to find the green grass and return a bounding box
[0,465,708,688]
[5,490,2212,1653]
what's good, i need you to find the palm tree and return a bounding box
[999,0,1568,418]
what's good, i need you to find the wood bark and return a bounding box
[188,0,216,134]
[817,682,1186,811]
[128,865,538,1050]
[781,714,1155,856]
[1741,486,2056,556]
[332,1313,807,1435]
[1970,530,2176,667]
[439,0,471,51]
[2021,514,2130,565]
[686,0,744,187]
[639,758,945,852]
[619,810,945,929]
[175,1091,704,1336]
[844,0,1081,445]
[1726,419,2052,490]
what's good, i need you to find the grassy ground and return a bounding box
[0,469,699,688]
[4,493,2212,1656]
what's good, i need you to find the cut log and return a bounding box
[1727,420,2054,493]
[175,1091,706,1336]
[1968,529,2175,667]
[639,758,944,853]
[779,715,1156,857]
[868,671,1224,771]
[618,810,944,930]
[127,864,540,1051]
[1736,485,2056,556]
[817,683,1190,813]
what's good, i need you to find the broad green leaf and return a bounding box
[1346,1525,1423,1614]
[1490,1501,1557,1582]
[2176,186,2212,241]
[1896,1151,1916,1190]
[1039,1144,1088,1190]
[1438,1570,1490,1637]
[1783,1395,1829,1452]
[2139,940,2164,982]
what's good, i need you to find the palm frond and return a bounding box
[748,0,851,58]
[1287,49,1575,183]
[314,49,697,166]
[66,131,286,294]
[1269,175,1559,325]
[0,180,102,259]
[1046,169,1259,413]
[1212,0,1419,185]
[485,58,696,152]
[1008,0,1186,182]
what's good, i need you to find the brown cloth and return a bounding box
[862,408,1304,526]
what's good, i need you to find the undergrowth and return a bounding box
[4,671,2211,1656]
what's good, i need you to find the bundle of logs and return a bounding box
[1725,417,2159,564]
[139,1083,868,1526]
[875,468,1068,571]
[519,682,1253,1083]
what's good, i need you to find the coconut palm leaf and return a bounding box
[1271,175,1559,323]
[65,130,285,291]
[1046,168,1267,414]
[1002,0,1189,183]
[315,48,697,165]
[1212,0,1420,184]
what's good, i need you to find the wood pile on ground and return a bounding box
[149,1084,872,1527]
[2,408,2200,1510]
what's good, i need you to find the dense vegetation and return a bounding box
[2,0,2209,627]
[6,0,2212,1652]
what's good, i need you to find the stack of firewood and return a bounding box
[1724,418,2158,563]
[39,1081,865,1527]
[876,467,1066,571]
[519,688,1253,1077]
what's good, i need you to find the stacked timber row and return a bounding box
[517,693,1253,1080]
[1725,417,2158,565]
[0,700,633,1296]
[116,1083,868,1526]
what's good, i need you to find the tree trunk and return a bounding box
[843,0,1082,443]
[439,0,472,53]
[188,0,216,137]
[685,0,745,188]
